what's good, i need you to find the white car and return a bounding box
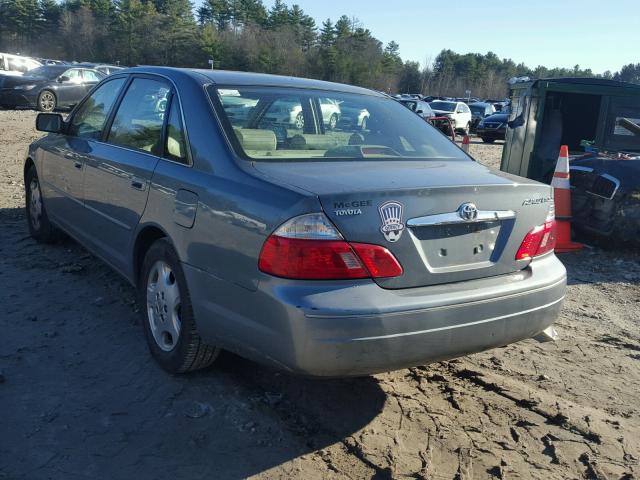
[0,53,41,77]
[429,100,472,135]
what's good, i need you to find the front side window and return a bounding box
[68,77,126,139]
[210,86,467,161]
[107,78,170,154]
[63,69,82,83]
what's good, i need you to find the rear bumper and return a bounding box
[184,254,566,377]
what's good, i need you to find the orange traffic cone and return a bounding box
[552,145,583,253]
[461,135,470,153]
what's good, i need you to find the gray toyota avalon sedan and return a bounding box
[24,67,566,376]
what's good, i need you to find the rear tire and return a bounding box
[37,90,56,112]
[139,239,220,373]
[25,165,59,243]
[481,138,495,143]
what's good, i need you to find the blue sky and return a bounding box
[261,0,639,73]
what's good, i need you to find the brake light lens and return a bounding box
[258,213,403,280]
[515,220,557,260]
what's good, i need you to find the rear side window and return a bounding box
[107,78,170,154]
[68,77,126,140]
[210,86,467,161]
[164,95,189,164]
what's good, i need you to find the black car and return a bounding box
[0,65,105,112]
[476,112,509,143]
[468,102,495,132]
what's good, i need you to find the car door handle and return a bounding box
[74,161,83,169]
[131,179,145,190]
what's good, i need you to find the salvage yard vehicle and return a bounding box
[25,67,566,376]
[0,52,41,77]
[398,98,435,120]
[501,77,640,246]
[476,111,509,143]
[0,65,106,111]
[429,100,472,134]
[469,101,496,132]
[77,62,125,76]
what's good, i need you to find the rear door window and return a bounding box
[107,78,170,154]
[68,77,126,139]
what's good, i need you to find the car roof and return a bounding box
[121,66,384,97]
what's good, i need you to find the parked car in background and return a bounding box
[469,102,496,132]
[399,98,435,119]
[485,99,510,112]
[37,58,68,66]
[77,63,125,76]
[25,67,565,377]
[476,111,509,143]
[260,96,341,130]
[0,65,105,111]
[0,53,41,77]
[337,100,370,130]
[429,100,472,134]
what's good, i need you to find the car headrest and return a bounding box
[288,134,342,150]
[234,128,277,151]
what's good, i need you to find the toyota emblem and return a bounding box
[458,202,478,221]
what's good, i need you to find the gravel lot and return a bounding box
[1,110,639,479]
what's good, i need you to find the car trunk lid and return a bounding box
[252,160,554,288]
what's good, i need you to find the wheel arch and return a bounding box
[24,157,36,182]
[132,224,172,285]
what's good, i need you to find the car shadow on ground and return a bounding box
[0,207,386,479]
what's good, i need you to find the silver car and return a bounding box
[25,67,566,376]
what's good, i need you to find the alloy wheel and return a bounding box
[39,92,55,112]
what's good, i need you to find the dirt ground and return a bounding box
[1,110,639,480]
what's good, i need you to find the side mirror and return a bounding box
[416,110,423,115]
[36,113,64,133]
[58,75,70,83]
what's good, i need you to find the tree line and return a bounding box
[1,0,638,97]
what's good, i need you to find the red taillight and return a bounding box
[258,236,403,280]
[515,220,557,260]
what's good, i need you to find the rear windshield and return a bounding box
[430,101,456,112]
[209,86,466,161]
